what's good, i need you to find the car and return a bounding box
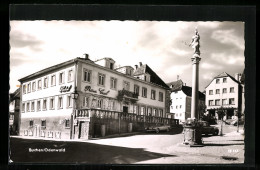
[198,121,219,136]
[145,124,171,133]
[231,119,244,126]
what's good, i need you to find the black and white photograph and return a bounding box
[8,5,255,167]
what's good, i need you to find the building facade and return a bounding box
[19,54,174,140]
[9,88,20,135]
[205,72,243,120]
[168,80,205,123]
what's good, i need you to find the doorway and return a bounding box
[123,106,128,113]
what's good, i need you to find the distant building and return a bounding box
[205,72,243,120]
[9,88,20,135]
[18,54,174,140]
[167,80,205,123]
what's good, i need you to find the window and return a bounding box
[23,84,26,94]
[51,75,56,86]
[216,89,220,94]
[159,109,163,117]
[37,100,41,111]
[58,96,63,109]
[140,107,145,115]
[176,105,178,109]
[59,72,65,84]
[151,90,156,100]
[180,105,182,109]
[110,77,117,89]
[147,108,152,116]
[133,105,137,114]
[26,102,30,112]
[43,99,47,110]
[209,90,213,95]
[41,120,46,128]
[123,81,130,90]
[153,109,158,117]
[223,78,227,83]
[216,79,220,84]
[209,100,214,106]
[110,63,114,70]
[230,87,235,93]
[159,92,163,102]
[68,69,73,82]
[83,69,91,82]
[38,79,42,90]
[229,98,235,105]
[32,82,36,92]
[134,85,139,95]
[98,73,105,86]
[65,119,70,128]
[67,95,72,108]
[29,120,34,127]
[142,87,147,98]
[31,101,35,111]
[97,99,103,108]
[27,82,31,93]
[50,97,55,110]
[223,88,227,93]
[83,97,89,107]
[215,99,220,106]
[22,103,25,112]
[176,113,178,117]
[180,113,182,117]
[222,99,228,105]
[43,77,48,88]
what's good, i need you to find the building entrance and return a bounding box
[123,106,128,113]
[75,120,89,139]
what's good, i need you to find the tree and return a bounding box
[198,102,207,120]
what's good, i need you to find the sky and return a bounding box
[9,21,245,93]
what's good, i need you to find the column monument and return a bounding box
[183,28,203,146]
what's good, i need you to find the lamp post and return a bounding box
[71,87,79,139]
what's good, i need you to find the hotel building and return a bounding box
[205,72,243,120]
[18,54,174,140]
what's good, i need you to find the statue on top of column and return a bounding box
[189,28,200,56]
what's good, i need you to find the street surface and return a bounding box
[9,124,244,164]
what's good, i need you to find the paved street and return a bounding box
[9,124,244,164]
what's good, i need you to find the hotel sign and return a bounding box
[60,85,72,93]
[85,86,110,95]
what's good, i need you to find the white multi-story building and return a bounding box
[18,54,173,140]
[167,80,205,123]
[205,72,243,120]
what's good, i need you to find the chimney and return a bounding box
[235,73,241,81]
[135,65,138,69]
[84,53,89,60]
[139,62,142,66]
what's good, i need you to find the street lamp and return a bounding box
[71,87,79,139]
[71,87,79,100]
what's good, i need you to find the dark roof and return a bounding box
[181,86,205,100]
[205,72,241,89]
[10,88,20,101]
[133,64,169,88]
[167,80,183,91]
[240,70,245,84]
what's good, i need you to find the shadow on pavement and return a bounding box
[10,137,175,164]
[203,143,244,146]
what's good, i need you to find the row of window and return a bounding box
[175,113,183,117]
[208,98,235,106]
[209,87,235,95]
[29,119,70,128]
[23,69,74,94]
[83,68,164,101]
[170,105,183,109]
[216,78,227,84]
[22,95,73,112]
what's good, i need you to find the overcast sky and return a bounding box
[9,21,245,93]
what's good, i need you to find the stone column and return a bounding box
[191,54,201,119]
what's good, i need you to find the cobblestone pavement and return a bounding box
[136,130,244,164]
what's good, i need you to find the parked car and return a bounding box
[198,121,219,136]
[145,124,171,133]
[231,119,244,126]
